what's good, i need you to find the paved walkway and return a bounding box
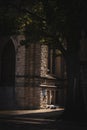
[0,108,87,130]
[0,108,64,116]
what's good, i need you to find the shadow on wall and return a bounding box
[0,40,16,109]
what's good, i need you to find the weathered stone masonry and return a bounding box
[14,36,42,109]
[0,35,66,109]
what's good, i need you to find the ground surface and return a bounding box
[0,108,87,130]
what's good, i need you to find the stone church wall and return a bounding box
[0,35,62,109]
[14,37,42,109]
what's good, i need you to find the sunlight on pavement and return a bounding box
[0,108,64,115]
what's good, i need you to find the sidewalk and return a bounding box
[0,108,64,117]
[0,108,87,130]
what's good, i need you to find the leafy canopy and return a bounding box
[0,0,87,51]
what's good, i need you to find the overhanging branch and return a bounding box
[10,2,67,58]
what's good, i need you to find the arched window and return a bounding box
[48,45,67,79]
[1,40,15,86]
[48,45,55,74]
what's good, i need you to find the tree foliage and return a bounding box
[0,0,87,55]
[0,0,87,45]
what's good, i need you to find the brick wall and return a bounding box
[22,43,41,109]
[15,40,42,109]
[11,35,26,108]
[0,36,57,109]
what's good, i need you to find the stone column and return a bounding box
[40,44,48,77]
[54,90,56,105]
[40,44,49,108]
[13,35,26,108]
[50,90,52,105]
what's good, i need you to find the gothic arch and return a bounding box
[1,39,15,86]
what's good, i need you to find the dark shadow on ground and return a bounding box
[0,109,63,130]
[60,110,87,122]
[0,109,87,130]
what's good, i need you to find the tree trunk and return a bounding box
[62,41,85,120]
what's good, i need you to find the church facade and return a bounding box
[0,35,67,109]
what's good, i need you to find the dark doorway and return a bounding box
[0,40,15,109]
[1,40,15,86]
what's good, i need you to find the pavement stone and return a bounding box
[0,108,87,130]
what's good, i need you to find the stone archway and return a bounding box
[0,40,16,109]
